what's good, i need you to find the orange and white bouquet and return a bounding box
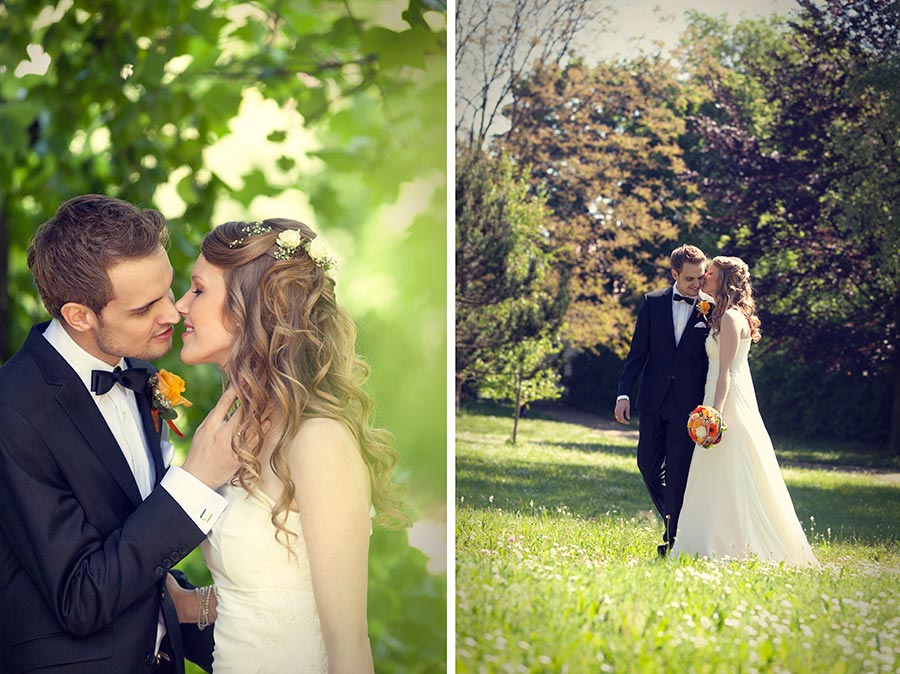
[687,404,727,449]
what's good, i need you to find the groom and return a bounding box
[0,195,239,673]
[614,244,711,556]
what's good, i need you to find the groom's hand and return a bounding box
[182,388,242,489]
[614,398,631,424]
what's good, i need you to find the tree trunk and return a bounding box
[512,363,522,444]
[889,293,900,456]
[890,351,900,455]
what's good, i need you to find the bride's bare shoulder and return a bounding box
[288,417,361,463]
[723,307,750,336]
[298,416,353,436]
[287,417,368,498]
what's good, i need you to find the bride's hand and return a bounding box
[165,574,194,623]
[165,575,219,625]
[182,388,243,489]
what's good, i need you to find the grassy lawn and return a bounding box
[456,410,900,674]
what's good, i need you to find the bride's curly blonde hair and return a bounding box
[201,218,410,547]
[708,255,762,343]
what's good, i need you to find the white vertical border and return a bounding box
[445,1,456,672]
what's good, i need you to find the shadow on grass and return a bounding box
[528,439,636,458]
[785,482,900,544]
[773,438,900,471]
[457,453,654,520]
[457,452,900,546]
[458,399,558,422]
[466,401,900,470]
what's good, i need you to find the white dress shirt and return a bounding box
[43,319,227,654]
[672,283,698,346]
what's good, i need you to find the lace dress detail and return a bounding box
[671,334,817,565]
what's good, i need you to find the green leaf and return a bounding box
[362,26,436,70]
[275,155,295,172]
[231,168,285,206]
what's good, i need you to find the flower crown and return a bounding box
[228,221,336,271]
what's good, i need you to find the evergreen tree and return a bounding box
[456,148,566,407]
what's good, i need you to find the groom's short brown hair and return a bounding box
[670,244,706,272]
[27,194,169,319]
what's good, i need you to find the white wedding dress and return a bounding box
[671,334,817,565]
[202,484,327,674]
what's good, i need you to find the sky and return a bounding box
[579,0,799,60]
[456,0,801,141]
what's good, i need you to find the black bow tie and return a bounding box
[90,366,152,396]
[673,294,695,304]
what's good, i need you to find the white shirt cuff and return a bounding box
[616,395,630,402]
[160,466,227,534]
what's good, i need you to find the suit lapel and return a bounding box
[661,287,677,350]
[676,318,698,352]
[677,300,712,352]
[126,359,165,487]
[54,375,145,508]
[25,324,144,507]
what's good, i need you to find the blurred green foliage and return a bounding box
[2,0,446,670]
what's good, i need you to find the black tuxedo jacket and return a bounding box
[617,288,710,417]
[0,323,212,674]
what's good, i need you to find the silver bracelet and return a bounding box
[195,585,216,630]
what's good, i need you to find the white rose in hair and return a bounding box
[307,236,327,260]
[276,229,303,251]
[306,237,337,271]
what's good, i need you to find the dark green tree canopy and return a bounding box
[685,0,900,452]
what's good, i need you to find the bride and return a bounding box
[167,218,409,673]
[671,256,817,565]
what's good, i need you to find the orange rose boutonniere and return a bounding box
[149,369,193,438]
[697,300,711,319]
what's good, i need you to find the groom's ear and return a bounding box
[60,302,100,333]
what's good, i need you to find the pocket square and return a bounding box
[160,440,175,468]
[693,321,707,328]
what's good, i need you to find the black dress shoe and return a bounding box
[657,544,669,558]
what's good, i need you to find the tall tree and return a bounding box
[688,0,900,452]
[455,148,565,407]
[500,58,704,355]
